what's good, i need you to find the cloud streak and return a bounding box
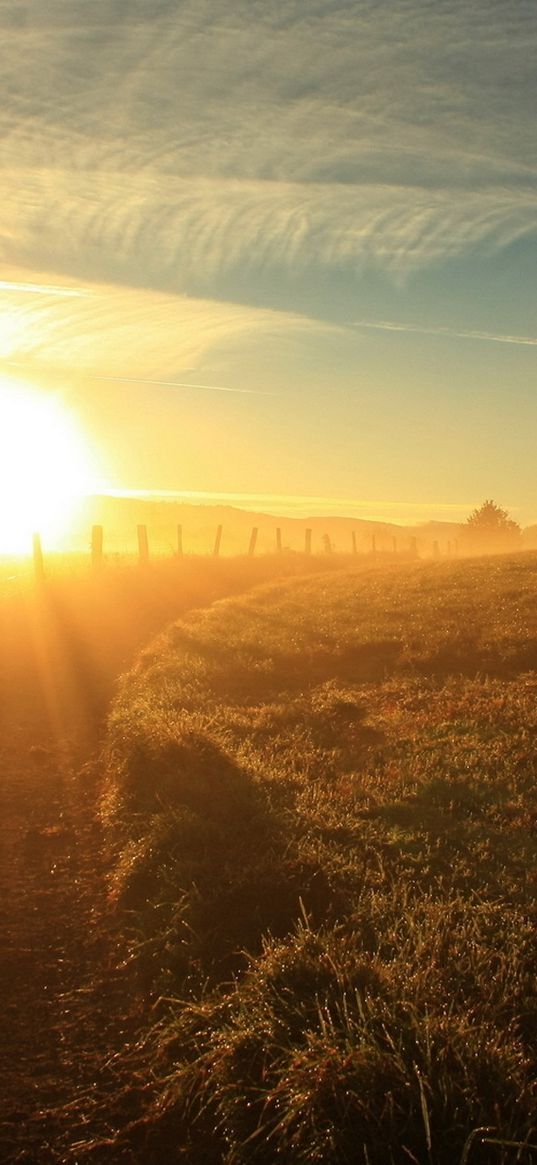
[94,374,272,396]
[353,320,537,348]
[0,278,88,297]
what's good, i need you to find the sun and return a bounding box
[0,380,97,554]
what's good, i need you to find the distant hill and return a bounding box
[62,494,463,557]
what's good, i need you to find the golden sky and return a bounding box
[0,1,536,535]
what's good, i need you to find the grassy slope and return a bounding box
[104,554,537,1164]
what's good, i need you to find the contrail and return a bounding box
[353,320,537,347]
[95,374,272,395]
[0,360,273,396]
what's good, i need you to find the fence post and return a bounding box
[137,524,149,564]
[433,540,439,558]
[410,536,418,558]
[91,525,103,570]
[213,525,223,557]
[371,533,376,555]
[276,527,282,554]
[305,528,312,555]
[392,536,397,555]
[352,531,357,555]
[177,524,183,557]
[323,534,332,554]
[248,527,258,557]
[33,532,45,583]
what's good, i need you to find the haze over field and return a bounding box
[0,0,536,552]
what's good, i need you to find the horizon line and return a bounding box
[84,487,497,526]
[100,486,479,511]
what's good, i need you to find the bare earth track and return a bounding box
[0,583,153,1163]
[0,734,142,1163]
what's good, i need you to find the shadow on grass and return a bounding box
[109,733,341,987]
[160,625,537,708]
[163,628,405,697]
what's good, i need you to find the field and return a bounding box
[100,554,537,1164]
[2,552,537,1163]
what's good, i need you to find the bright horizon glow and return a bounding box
[0,381,98,553]
[102,487,483,525]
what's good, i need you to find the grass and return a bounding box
[101,553,537,1163]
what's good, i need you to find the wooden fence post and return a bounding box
[276,527,282,554]
[305,528,312,555]
[213,524,223,557]
[248,527,258,557]
[33,532,45,583]
[392,536,397,555]
[137,524,149,564]
[371,533,376,555]
[352,531,357,555]
[177,524,183,557]
[91,525,103,570]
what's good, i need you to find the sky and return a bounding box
[1,0,536,526]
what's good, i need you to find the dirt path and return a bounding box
[0,579,179,1163]
[0,715,149,1163]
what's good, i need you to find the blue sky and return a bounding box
[0,0,536,523]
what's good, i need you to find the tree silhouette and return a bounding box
[460,499,521,553]
[464,499,520,534]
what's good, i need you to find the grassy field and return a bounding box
[102,554,537,1164]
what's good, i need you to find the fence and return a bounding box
[29,525,459,582]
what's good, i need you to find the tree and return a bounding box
[460,499,521,553]
[465,499,519,532]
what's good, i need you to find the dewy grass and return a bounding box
[101,554,537,1163]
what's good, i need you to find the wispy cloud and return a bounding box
[3,171,536,300]
[353,320,537,348]
[0,278,88,297]
[0,0,535,299]
[0,267,340,382]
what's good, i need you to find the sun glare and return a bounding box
[0,380,97,554]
